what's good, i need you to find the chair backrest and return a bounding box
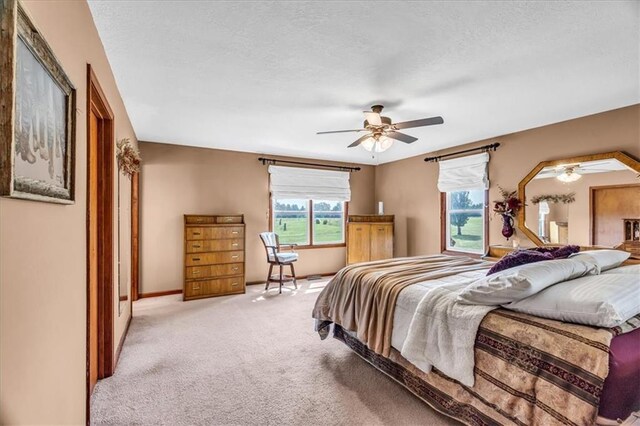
[259,232,279,263]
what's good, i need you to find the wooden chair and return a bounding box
[259,232,298,294]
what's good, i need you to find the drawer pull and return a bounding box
[192,257,201,261]
[192,270,200,274]
[231,282,239,286]
[378,228,384,231]
[193,284,200,290]
[232,255,239,259]
[196,219,203,223]
[192,245,201,248]
[232,231,239,234]
[232,267,239,271]
[225,218,233,222]
[232,243,239,247]
[193,232,201,236]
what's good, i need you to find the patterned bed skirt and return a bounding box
[334,325,505,426]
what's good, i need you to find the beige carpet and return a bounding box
[90,280,459,425]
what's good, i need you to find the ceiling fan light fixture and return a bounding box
[557,167,582,183]
[361,136,394,153]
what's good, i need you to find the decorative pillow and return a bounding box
[570,250,631,273]
[503,273,640,327]
[458,257,598,306]
[486,245,580,276]
[528,245,581,258]
[486,250,553,275]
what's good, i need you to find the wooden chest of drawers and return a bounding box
[184,214,246,301]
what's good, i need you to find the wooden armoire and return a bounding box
[346,215,394,264]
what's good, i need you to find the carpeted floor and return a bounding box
[90,280,459,425]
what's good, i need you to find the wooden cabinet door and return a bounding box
[370,223,393,261]
[347,223,371,264]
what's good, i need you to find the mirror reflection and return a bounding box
[524,157,639,247]
[118,171,130,315]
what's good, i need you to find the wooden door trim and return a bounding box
[86,65,115,421]
[131,172,140,301]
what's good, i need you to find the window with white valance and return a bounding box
[268,166,351,247]
[438,153,490,255]
[268,166,351,201]
[437,152,489,192]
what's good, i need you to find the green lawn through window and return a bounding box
[273,216,343,245]
[449,215,483,252]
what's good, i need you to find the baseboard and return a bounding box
[138,289,183,298]
[114,314,132,369]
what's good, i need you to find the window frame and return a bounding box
[440,190,489,257]
[269,196,348,249]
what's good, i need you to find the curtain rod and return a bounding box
[424,142,501,163]
[258,157,361,172]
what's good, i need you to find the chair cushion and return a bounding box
[269,252,298,263]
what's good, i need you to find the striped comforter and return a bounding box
[314,255,640,425]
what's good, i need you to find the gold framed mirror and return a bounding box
[517,151,640,254]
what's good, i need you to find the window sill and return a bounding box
[289,243,346,250]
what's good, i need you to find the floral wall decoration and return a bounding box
[492,186,524,240]
[530,193,576,204]
[116,138,141,178]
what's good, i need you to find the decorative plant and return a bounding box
[492,186,523,240]
[492,186,523,218]
[116,138,141,178]
[530,193,575,204]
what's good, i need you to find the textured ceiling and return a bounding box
[88,1,639,165]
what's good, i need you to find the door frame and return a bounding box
[131,171,140,301]
[86,64,115,414]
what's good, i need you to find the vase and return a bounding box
[501,214,514,240]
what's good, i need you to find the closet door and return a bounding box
[370,223,393,261]
[347,223,371,264]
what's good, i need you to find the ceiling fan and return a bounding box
[317,105,444,153]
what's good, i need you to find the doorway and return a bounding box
[86,65,115,400]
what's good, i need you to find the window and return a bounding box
[272,199,346,246]
[443,190,486,255]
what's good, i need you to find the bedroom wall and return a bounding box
[375,104,640,257]
[0,1,137,424]
[139,142,375,295]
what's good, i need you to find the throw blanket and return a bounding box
[401,286,495,387]
[312,255,493,357]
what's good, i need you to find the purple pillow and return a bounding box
[487,250,553,275]
[529,245,580,259]
[486,245,581,276]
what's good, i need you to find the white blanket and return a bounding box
[400,286,495,387]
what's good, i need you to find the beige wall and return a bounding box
[0,1,137,424]
[375,104,640,256]
[139,142,375,294]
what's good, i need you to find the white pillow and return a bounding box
[503,273,640,327]
[603,264,640,275]
[569,250,630,273]
[457,258,598,306]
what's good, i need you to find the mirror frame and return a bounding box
[517,151,640,246]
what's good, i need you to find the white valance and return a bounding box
[268,166,351,201]
[437,152,490,192]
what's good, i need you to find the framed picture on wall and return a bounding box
[0,0,76,204]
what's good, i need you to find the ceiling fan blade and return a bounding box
[363,111,382,126]
[386,131,418,144]
[393,116,444,130]
[348,135,372,148]
[316,129,366,135]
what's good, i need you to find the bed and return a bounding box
[312,255,640,426]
